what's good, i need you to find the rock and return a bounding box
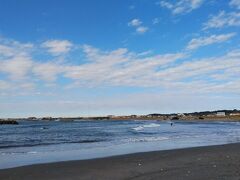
[0,120,19,125]
[171,116,179,120]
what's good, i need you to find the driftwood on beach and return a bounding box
[0,120,18,125]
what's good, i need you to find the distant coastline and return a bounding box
[1,109,240,122]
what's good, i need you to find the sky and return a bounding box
[0,0,240,118]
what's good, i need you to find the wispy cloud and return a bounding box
[230,0,240,9]
[65,48,186,87]
[128,19,142,27]
[158,0,204,15]
[136,26,149,34]
[0,55,33,80]
[203,11,240,29]
[41,40,73,56]
[32,62,64,82]
[152,18,160,25]
[0,39,33,58]
[1,36,240,97]
[186,33,236,50]
[64,45,240,95]
[128,19,149,34]
[0,80,11,90]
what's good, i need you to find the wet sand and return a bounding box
[0,143,239,180]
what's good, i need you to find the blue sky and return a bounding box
[0,0,240,118]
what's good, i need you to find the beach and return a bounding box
[0,143,239,180]
[1,0,240,180]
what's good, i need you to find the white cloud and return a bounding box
[0,36,240,98]
[186,33,236,50]
[1,36,240,117]
[128,19,142,27]
[128,19,149,35]
[0,55,33,80]
[41,40,73,56]
[61,45,240,96]
[0,45,16,57]
[203,11,240,29]
[136,26,149,34]
[0,39,36,92]
[145,53,240,96]
[159,0,204,15]
[64,46,186,87]
[65,48,188,86]
[159,1,173,9]
[230,0,240,9]
[18,82,35,90]
[0,40,33,58]
[82,44,101,61]
[137,50,153,56]
[32,62,64,82]
[0,80,11,90]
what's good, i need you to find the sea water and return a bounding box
[0,120,240,169]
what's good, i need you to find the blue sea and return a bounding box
[0,120,240,169]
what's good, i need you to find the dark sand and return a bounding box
[0,143,240,180]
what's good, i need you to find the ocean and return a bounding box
[0,120,240,169]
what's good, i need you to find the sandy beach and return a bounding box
[0,143,239,180]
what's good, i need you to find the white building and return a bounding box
[216,112,226,116]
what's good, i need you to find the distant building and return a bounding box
[216,112,226,116]
[230,113,240,116]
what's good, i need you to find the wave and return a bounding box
[126,136,169,142]
[0,139,105,149]
[132,123,161,131]
[132,126,144,131]
[1,151,38,155]
[143,123,161,128]
[27,151,37,154]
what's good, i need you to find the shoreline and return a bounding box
[1,109,240,122]
[5,117,240,123]
[109,117,240,122]
[1,143,240,180]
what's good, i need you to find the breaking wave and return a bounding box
[132,123,161,131]
[126,136,169,142]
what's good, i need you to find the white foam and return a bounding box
[143,123,161,128]
[127,136,169,142]
[27,151,37,154]
[132,123,160,131]
[132,126,144,131]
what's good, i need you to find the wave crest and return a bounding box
[132,123,160,131]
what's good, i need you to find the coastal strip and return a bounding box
[5,109,240,122]
[0,143,239,180]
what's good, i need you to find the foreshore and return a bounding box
[0,143,239,180]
